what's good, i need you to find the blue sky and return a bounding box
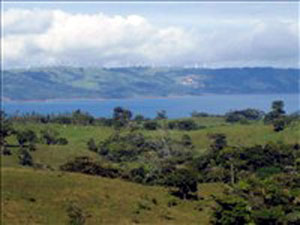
[2,2,299,68]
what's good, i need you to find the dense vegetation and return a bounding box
[1,100,300,224]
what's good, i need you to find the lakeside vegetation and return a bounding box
[1,100,300,225]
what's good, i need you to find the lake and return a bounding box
[3,94,299,119]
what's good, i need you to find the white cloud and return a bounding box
[1,8,299,68]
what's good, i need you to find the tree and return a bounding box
[143,121,159,130]
[40,128,59,145]
[0,111,14,147]
[16,130,37,147]
[272,100,285,115]
[156,110,167,120]
[19,149,34,166]
[212,196,252,225]
[208,133,227,151]
[273,119,285,132]
[264,100,286,124]
[166,169,198,199]
[181,134,193,147]
[87,138,97,152]
[112,107,132,128]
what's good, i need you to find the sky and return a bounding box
[1,2,299,69]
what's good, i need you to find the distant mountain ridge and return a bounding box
[2,67,299,101]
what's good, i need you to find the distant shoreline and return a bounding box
[2,93,298,104]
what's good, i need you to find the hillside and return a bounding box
[2,167,226,225]
[2,67,299,100]
[2,113,300,225]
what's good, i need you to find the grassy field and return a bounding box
[1,167,225,225]
[1,117,300,224]
[3,118,299,168]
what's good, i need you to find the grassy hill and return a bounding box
[3,67,299,100]
[1,116,300,224]
[1,167,225,225]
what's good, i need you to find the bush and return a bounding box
[226,108,264,123]
[57,137,69,145]
[165,168,198,199]
[67,202,87,225]
[60,156,120,178]
[168,120,197,131]
[87,138,97,152]
[143,121,160,130]
[19,149,34,166]
[2,147,12,155]
[16,129,37,146]
[40,128,59,145]
[212,196,252,225]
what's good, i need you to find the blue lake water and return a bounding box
[3,94,299,119]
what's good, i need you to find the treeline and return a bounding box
[7,100,300,132]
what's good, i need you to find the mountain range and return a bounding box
[2,67,299,101]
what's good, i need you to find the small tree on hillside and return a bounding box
[156,110,167,120]
[208,133,227,152]
[19,149,34,166]
[87,138,97,152]
[166,168,198,200]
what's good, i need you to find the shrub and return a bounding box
[40,128,59,145]
[226,108,264,123]
[165,168,198,200]
[143,121,160,130]
[67,202,87,225]
[16,129,37,147]
[87,138,97,152]
[56,137,69,145]
[60,156,120,178]
[19,149,34,166]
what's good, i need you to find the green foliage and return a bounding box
[165,168,198,199]
[40,128,68,145]
[19,148,34,166]
[40,128,59,145]
[71,109,94,125]
[16,129,37,146]
[181,134,193,147]
[87,138,97,152]
[156,110,167,120]
[67,202,87,225]
[212,196,252,225]
[212,174,300,225]
[264,100,286,126]
[112,107,132,128]
[273,118,286,132]
[60,156,120,178]
[168,119,198,131]
[226,108,264,123]
[208,133,227,151]
[143,121,160,130]
[56,137,69,145]
[0,111,14,146]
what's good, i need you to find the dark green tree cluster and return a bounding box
[226,108,264,123]
[212,173,300,225]
[60,156,120,178]
[194,135,300,184]
[16,129,37,150]
[40,128,68,145]
[0,111,14,155]
[168,119,199,131]
[264,100,287,132]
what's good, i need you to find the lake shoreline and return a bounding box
[2,93,298,104]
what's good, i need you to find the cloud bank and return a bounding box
[2,8,299,68]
